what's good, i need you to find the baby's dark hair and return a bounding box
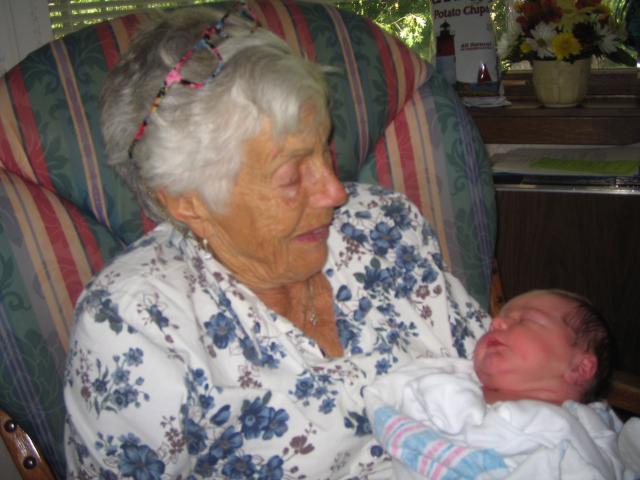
[549,289,614,403]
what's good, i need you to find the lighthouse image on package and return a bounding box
[436,21,456,84]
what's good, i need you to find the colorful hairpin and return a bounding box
[128,1,258,159]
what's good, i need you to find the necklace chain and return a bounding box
[307,279,318,327]
[197,232,318,327]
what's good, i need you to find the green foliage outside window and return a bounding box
[337,0,511,62]
[336,1,435,59]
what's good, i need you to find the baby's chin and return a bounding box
[474,367,491,387]
[472,339,488,372]
[472,351,501,388]
[472,357,489,384]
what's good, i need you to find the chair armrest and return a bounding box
[608,370,640,417]
[0,409,55,480]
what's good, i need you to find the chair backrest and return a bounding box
[0,1,495,477]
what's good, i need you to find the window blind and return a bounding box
[48,0,223,37]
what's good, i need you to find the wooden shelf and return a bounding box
[469,100,640,145]
[468,68,640,145]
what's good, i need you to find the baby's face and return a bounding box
[473,291,581,394]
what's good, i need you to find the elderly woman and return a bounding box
[63,4,489,478]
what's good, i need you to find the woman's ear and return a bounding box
[155,189,211,238]
[565,353,598,387]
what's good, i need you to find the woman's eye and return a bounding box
[280,175,301,188]
[273,164,300,188]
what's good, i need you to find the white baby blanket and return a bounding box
[364,358,640,479]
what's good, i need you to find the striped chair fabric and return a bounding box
[0,1,495,476]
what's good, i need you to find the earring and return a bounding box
[200,236,212,260]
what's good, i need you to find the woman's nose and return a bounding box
[308,161,347,208]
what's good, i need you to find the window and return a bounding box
[47,0,440,52]
[48,0,224,37]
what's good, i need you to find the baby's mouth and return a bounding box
[486,337,505,349]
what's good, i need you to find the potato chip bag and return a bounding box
[432,0,508,106]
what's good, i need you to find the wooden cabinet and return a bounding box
[495,185,640,376]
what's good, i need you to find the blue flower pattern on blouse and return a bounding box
[64,183,489,478]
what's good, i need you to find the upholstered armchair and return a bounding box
[0,1,497,477]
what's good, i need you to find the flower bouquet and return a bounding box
[498,0,636,65]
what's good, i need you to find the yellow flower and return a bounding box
[520,42,533,54]
[551,32,582,60]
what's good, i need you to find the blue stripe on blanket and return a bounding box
[373,406,509,479]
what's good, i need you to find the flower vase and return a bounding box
[531,58,591,108]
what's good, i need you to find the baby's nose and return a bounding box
[489,316,509,331]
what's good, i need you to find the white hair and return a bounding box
[100,7,330,223]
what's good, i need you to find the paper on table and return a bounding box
[491,146,640,177]
[530,157,640,176]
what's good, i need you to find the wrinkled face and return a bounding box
[200,109,347,289]
[473,291,581,393]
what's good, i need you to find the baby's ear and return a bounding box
[565,353,597,387]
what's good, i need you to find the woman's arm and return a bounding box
[64,284,192,478]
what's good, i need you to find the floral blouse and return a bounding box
[64,182,489,479]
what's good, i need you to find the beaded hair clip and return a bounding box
[128,1,259,159]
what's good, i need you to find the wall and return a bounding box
[0,0,52,75]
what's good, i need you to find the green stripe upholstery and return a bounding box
[363,74,495,305]
[0,1,495,477]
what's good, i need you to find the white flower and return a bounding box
[596,23,619,54]
[508,20,523,39]
[497,35,512,58]
[497,21,522,58]
[528,22,556,58]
